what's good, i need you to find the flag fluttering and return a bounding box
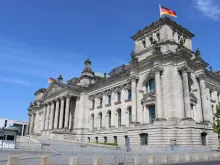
[48,78,54,83]
[160,5,177,18]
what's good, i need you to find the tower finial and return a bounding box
[57,75,63,81]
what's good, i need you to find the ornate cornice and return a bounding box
[89,95,95,100]
[104,89,113,96]
[96,92,104,98]
[114,85,123,93]
[124,83,131,90]
[205,82,220,92]
[131,17,194,41]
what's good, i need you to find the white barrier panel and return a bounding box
[40,156,51,165]
[133,156,141,165]
[93,157,103,165]
[148,155,156,164]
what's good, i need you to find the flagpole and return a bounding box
[159,4,161,18]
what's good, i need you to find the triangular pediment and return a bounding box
[42,82,65,100]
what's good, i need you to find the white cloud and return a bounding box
[194,0,220,20]
[0,77,30,86]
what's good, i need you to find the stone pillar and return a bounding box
[54,99,60,129]
[154,66,163,120]
[7,157,19,165]
[143,106,147,123]
[69,111,73,130]
[41,106,46,131]
[40,156,51,165]
[59,98,65,129]
[198,73,209,122]
[29,114,33,133]
[49,102,55,130]
[65,96,70,128]
[45,104,50,130]
[131,75,137,123]
[27,114,31,134]
[146,106,149,123]
[180,66,191,119]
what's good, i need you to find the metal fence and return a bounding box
[0,142,213,165]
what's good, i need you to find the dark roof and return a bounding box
[108,64,129,77]
[131,17,195,40]
[34,88,47,96]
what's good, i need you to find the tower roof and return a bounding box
[131,17,195,40]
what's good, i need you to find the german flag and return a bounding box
[48,78,54,83]
[160,5,177,18]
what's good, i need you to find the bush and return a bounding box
[89,142,118,146]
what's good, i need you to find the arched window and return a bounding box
[149,105,155,123]
[128,107,132,124]
[140,133,148,146]
[99,113,102,129]
[146,79,155,94]
[118,109,121,127]
[108,111,111,128]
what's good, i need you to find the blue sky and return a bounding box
[0,0,220,121]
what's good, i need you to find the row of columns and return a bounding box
[42,95,73,131]
[179,65,209,122]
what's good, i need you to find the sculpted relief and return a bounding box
[47,84,62,96]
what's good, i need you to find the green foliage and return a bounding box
[213,105,220,136]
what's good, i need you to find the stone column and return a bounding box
[49,102,55,130]
[42,106,47,131]
[69,111,72,130]
[64,96,70,128]
[131,75,137,123]
[180,66,191,119]
[154,66,163,120]
[45,104,50,130]
[198,73,209,122]
[27,114,31,134]
[59,97,65,129]
[29,114,33,133]
[54,99,60,129]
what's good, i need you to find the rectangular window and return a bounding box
[6,135,15,141]
[128,89,132,100]
[118,111,121,127]
[114,136,117,144]
[100,114,102,128]
[92,100,95,109]
[117,92,121,102]
[149,105,156,122]
[149,79,155,93]
[140,134,148,145]
[109,112,111,127]
[92,117,94,129]
[100,98,103,106]
[129,109,132,124]
[108,95,111,104]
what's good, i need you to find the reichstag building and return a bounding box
[27,17,220,148]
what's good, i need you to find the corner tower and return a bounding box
[131,17,195,61]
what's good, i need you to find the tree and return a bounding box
[213,105,220,145]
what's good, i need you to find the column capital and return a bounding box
[196,73,206,80]
[61,97,65,101]
[66,94,71,99]
[129,74,139,82]
[152,65,163,74]
[178,65,190,73]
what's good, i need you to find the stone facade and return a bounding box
[27,17,220,148]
